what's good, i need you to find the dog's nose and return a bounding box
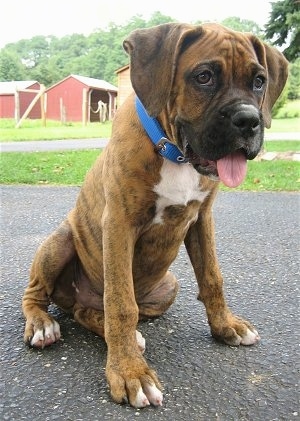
[231,106,260,137]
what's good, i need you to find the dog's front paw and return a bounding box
[211,313,260,346]
[24,314,61,348]
[106,355,163,408]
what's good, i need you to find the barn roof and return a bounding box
[46,74,118,92]
[115,64,129,74]
[0,81,39,95]
[72,75,118,92]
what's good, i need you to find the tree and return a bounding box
[221,17,263,36]
[146,11,176,27]
[264,0,300,61]
[0,50,25,81]
[288,58,300,99]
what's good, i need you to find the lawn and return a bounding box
[266,118,300,133]
[264,140,300,152]
[1,142,299,191]
[220,160,299,192]
[0,119,111,141]
[0,150,100,185]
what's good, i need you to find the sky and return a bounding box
[1,0,274,48]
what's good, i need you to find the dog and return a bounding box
[22,22,288,408]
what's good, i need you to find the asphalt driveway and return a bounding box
[0,186,299,421]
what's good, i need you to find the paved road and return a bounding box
[1,186,299,420]
[0,138,109,152]
[1,132,300,153]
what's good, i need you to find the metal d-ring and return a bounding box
[155,137,169,152]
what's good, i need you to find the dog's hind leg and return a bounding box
[136,271,179,319]
[73,305,146,353]
[73,305,105,337]
[22,219,76,348]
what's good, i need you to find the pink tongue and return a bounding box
[217,151,247,188]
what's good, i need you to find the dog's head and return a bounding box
[123,23,289,187]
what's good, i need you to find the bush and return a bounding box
[273,99,300,119]
[272,82,289,117]
[288,58,300,100]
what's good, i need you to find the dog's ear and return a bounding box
[250,36,289,128]
[123,23,203,117]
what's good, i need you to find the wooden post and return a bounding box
[82,88,88,126]
[40,85,46,127]
[14,88,20,123]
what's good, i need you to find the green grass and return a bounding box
[264,140,300,152]
[1,141,299,190]
[0,150,100,185]
[220,161,299,192]
[266,117,300,133]
[0,119,112,141]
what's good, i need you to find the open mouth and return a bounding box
[183,141,248,188]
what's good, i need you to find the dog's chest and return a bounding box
[152,160,208,224]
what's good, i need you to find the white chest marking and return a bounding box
[153,160,208,224]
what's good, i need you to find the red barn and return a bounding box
[0,81,41,119]
[46,74,118,123]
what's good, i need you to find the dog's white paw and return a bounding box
[143,382,163,406]
[132,384,163,408]
[136,330,146,353]
[30,320,61,348]
[132,388,150,408]
[240,328,260,345]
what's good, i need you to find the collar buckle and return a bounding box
[135,96,187,164]
[154,137,169,152]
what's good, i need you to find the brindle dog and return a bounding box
[22,23,288,407]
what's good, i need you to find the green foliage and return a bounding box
[221,17,263,36]
[288,58,300,99]
[272,99,300,119]
[264,0,300,61]
[272,83,289,117]
[0,50,26,80]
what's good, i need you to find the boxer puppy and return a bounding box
[22,23,288,408]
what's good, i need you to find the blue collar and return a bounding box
[135,96,187,163]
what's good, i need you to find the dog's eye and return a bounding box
[196,70,213,86]
[253,76,265,91]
